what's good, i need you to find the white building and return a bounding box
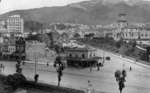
[0,21,7,33]
[6,15,24,33]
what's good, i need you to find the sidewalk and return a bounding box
[88,44,150,69]
[99,49,150,69]
[25,60,54,65]
[77,41,150,69]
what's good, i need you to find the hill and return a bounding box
[1,0,150,25]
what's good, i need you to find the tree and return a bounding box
[73,33,80,38]
[54,55,65,86]
[16,60,22,74]
[146,46,150,55]
[25,33,41,41]
[115,70,127,93]
[116,41,121,49]
[84,33,94,38]
[5,74,26,90]
[132,41,137,47]
[24,20,43,33]
[54,45,61,54]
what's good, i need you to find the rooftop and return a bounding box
[66,47,97,52]
[64,56,102,61]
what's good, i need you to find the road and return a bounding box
[0,48,150,93]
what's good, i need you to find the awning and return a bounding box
[64,56,102,61]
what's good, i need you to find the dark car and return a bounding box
[105,56,110,60]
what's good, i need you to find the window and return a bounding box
[131,33,134,37]
[82,54,85,58]
[75,54,78,57]
[141,34,143,37]
[90,54,92,57]
[69,54,72,57]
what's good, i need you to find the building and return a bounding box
[6,15,24,33]
[1,33,16,59]
[0,21,7,33]
[11,37,26,60]
[98,14,150,40]
[25,41,46,61]
[65,48,102,68]
[42,30,67,47]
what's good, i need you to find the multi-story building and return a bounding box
[0,21,7,33]
[6,15,24,33]
[98,13,150,40]
[65,48,102,68]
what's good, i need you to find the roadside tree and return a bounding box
[114,70,127,93]
[54,55,65,86]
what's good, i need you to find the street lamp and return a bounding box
[34,52,38,75]
[54,55,65,86]
[103,50,105,64]
[34,51,42,75]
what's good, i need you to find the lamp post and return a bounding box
[103,50,105,64]
[34,51,42,75]
[35,52,37,75]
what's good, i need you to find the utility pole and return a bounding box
[103,51,105,64]
[35,52,37,75]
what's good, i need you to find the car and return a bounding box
[105,56,110,60]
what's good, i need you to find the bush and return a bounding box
[5,73,26,90]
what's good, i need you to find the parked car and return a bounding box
[105,56,110,60]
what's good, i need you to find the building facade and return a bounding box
[66,48,97,59]
[0,21,7,33]
[65,48,102,68]
[98,14,150,40]
[6,15,24,33]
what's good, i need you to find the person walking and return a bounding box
[90,66,92,72]
[34,74,39,83]
[0,64,2,68]
[130,67,132,71]
[97,63,100,71]
[2,65,5,70]
[47,62,49,67]
[123,63,125,67]
[87,80,94,93]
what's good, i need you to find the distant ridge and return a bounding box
[1,0,150,25]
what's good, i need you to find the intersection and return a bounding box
[0,48,150,93]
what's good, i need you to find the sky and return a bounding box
[0,0,89,14]
[0,0,150,15]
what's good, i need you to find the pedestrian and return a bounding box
[34,74,39,83]
[97,66,100,71]
[90,66,92,72]
[2,65,5,70]
[88,80,92,87]
[130,67,132,71]
[123,63,125,67]
[0,64,2,68]
[87,80,94,93]
[47,63,49,67]
[23,61,25,66]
